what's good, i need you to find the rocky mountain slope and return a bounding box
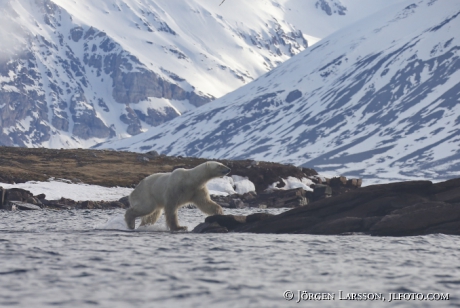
[0,0,404,148]
[99,0,460,183]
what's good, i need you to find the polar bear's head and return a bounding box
[206,161,231,178]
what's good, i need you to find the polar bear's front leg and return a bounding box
[192,191,224,215]
[164,205,187,231]
[195,199,224,215]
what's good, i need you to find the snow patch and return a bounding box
[269,177,314,192]
[0,180,133,201]
[231,175,256,194]
[206,175,257,196]
[206,176,236,196]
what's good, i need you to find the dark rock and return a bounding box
[119,196,130,207]
[429,178,460,194]
[7,201,42,211]
[315,0,347,16]
[105,201,126,209]
[229,198,246,209]
[329,176,347,187]
[5,188,34,202]
[246,213,275,223]
[424,220,460,235]
[199,179,460,236]
[346,178,362,188]
[234,216,321,234]
[307,217,364,235]
[192,222,228,233]
[241,191,257,201]
[370,202,460,236]
[285,89,302,103]
[0,187,6,207]
[146,150,159,158]
[302,167,318,176]
[205,215,247,231]
[120,106,142,135]
[312,184,332,200]
[432,188,460,203]
[80,201,98,209]
[70,27,84,42]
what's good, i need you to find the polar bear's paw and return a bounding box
[171,226,188,232]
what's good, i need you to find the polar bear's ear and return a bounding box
[206,161,210,168]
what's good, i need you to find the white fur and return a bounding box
[125,161,230,231]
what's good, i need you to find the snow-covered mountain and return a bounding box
[99,0,460,183]
[0,0,404,148]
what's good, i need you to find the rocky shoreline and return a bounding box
[0,187,130,210]
[193,178,460,236]
[3,176,460,237]
[1,146,460,237]
[0,146,362,211]
[0,173,356,211]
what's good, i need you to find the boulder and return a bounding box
[7,201,42,211]
[1,187,44,210]
[312,184,332,200]
[246,213,275,223]
[192,222,228,233]
[205,215,247,231]
[370,202,460,236]
[229,198,246,209]
[118,196,130,207]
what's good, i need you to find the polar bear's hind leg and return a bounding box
[125,206,154,230]
[140,209,163,227]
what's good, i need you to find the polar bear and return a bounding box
[125,161,231,231]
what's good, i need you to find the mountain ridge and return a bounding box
[0,0,406,148]
[98,0,460,183]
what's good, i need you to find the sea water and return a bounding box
[0,208,459,307]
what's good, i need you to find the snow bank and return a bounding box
[0,179,133,201]
[206,176,236,196]
[206,175,256,196]
[0,173,257,201]
[231,175,256,195]
[268,177,314,192]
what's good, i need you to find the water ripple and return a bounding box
[0,208,458,307]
